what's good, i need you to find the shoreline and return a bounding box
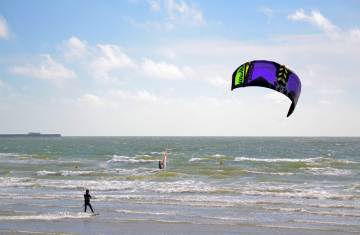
[1,219,357,235]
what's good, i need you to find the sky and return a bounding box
[0,0,360,136]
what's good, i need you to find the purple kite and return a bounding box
[231,60,302,117]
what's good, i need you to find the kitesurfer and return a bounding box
[84,189,94,213]
[158,161,163,169]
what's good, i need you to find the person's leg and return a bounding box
[88,203,94,213]
[84,204,87,212]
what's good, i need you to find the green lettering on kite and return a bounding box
[234,64,246,86]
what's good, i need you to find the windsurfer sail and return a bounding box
[162,150,167,169]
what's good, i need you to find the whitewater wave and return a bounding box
[212,154,225,158]
[37,171,57,176]
[0,212,94,220]
[107,155,158,164]
[116,209,176,216]
[36,170,93,176]
[151,152,166,155]
[302,167,355,176]
[189,158,207,162]
[234,156,358,165]
[264,207,360,217]
[59,170,93,176]
[234,157,324,163]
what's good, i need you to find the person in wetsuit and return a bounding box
[84,189,94,213]
[158,161,162,169]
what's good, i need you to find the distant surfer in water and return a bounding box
[84,189,94,213]
[158,161,163,169]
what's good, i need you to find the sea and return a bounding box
[0,136,359,234]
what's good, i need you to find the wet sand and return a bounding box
[0,219,357,235]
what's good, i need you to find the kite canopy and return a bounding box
[231,60,301,117]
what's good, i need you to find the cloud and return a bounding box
[301,70,315,86]
[77,94,104,106]
[208,76,228,87]
[124,0,203,31]
[261,7,273,24]
[123,15,174,31]
[107,88,244,108]
[288,9,340,38]
[317,84,344,94]
[182,66,195,77]
[60,37,88,59]
[108,89,132,99]
[263,92,287,103]
[0,14,9,39]
[10,55,76,84]
[346,27,360,43]
[318,100,331,105]
[141,58,194,80]
[148,0,161,11]
[123,16,160,30]
[165,87,175,93]
[162,48,177,59]
[135,90,159,102]
[108,89,162,103]
[164,0,204,25]
[163,21,175,30]
[91,44,136,83]
[143,0,204,28]
[60,93,117,107]
[0,79,13,93]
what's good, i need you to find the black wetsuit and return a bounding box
[159,161,162,169]
[84,193,94,213]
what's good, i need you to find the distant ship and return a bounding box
[0,132,61,137]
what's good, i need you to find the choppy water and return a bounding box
[0,137,359,234]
